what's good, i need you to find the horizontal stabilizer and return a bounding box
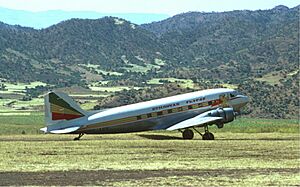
[166,116,222,131]
[40,126,81,134]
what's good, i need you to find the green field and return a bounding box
[220,83,238,89]
[0,80,115,112]
[0,81,47,112]
[0,113,44,135]
[255,72,283,85]
[255,70,299,85]
[0,115,299,186]
[3,81,47,91]
[147,78,195,88]
[79,64,123,76]
[0,114,298,135]
[0,81,47,97]
[124,63,160,73]
[89,86,141,92]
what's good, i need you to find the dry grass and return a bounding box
[0,132,299,186]
[0,115,299,186]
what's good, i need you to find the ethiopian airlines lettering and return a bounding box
[40,88,249,140]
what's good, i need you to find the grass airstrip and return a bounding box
[0,114,299,186]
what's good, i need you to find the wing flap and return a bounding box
[166,116,222,131]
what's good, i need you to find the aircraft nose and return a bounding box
[241,95,249,106]
[243,95,249,103]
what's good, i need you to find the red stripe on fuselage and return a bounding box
[52,112,83,120]
[211,99,222,106]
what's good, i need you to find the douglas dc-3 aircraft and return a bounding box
[41,88,249,140]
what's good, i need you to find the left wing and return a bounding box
[166,115,222,131]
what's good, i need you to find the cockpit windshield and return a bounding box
[229,91,239,98]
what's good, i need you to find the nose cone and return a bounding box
[241,95,249,106]
[229,95,249,112]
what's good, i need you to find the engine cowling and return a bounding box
[207,108,236,128]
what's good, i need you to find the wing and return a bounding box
[166,115,222,131]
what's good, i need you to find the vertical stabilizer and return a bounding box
[45,91,87,126]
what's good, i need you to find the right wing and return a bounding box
[166,115,222,131]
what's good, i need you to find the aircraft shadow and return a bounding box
[138,134,183,140]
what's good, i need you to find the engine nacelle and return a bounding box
[207,108,236,128]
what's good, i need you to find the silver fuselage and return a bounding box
[47,88,249,134]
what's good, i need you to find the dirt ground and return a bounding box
[1,168,299,186]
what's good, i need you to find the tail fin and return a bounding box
[45,91,87,126]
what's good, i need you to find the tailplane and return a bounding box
[45,91,87,126]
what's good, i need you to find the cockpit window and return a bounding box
[230,91,238,98]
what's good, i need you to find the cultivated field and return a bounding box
[0,77,198,112]
[0,115,299,186]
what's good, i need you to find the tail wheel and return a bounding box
[182,129,194,140]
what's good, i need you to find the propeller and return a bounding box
[234,108,242,119]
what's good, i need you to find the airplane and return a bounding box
[40,88,249,140]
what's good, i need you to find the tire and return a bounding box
[203,132,214,140]
[183,129,194,140]
[202,133,208,140]
[207,132,214,140]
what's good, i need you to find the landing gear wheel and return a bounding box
[182,129,194,140]
[202,132,214,140]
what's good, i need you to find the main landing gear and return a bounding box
[182,129,194,139]
[74,133,84,141]
[181,126,214,140]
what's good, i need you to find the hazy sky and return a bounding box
[0,0,298,15]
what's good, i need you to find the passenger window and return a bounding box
[157,111,163,116]
[151,112,157,117]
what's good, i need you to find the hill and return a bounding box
[0,17,165,86]
[0,5,299,119]
[142,5,299,83]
